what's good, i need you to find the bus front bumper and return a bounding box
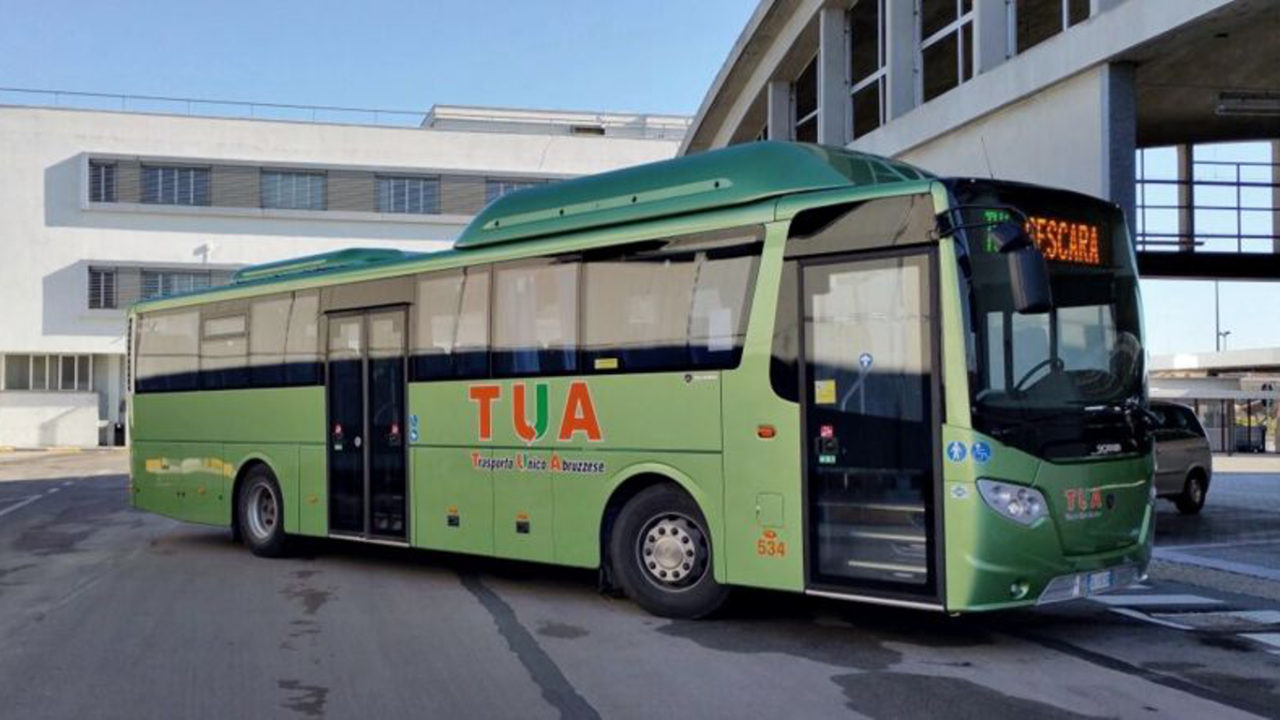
[1035,562,1146,605]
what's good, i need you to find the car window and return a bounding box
[1178,407,1206,438]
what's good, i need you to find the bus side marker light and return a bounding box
[757,425,776,439]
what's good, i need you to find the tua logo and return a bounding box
[468,381,602,444]
[1064,488,1104,512]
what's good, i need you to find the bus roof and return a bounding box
[134,142,931,313]
[455,141,931,249]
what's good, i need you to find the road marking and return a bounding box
[0,494,44,518]
[46,487,60,495]
[1107,607,1194,630]
[1092,593,1223,607]
[1226,610,1280,625]
[1160,538,1280,552]
[1240,632,1280,650]
[62,480,73,486]
[1155,547,1280,583]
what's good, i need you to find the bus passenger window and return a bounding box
[284,291,321,385]
[136,309,199,392]
[689,246,758,367]
[581,232,761,373]
[412,267,489,380]
[250,295,291,387]
[582,249,696,371]
[200,310,248,389]
[493,260,578,377]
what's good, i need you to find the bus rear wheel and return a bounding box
[610,484,729,619]
[238,467,289,557]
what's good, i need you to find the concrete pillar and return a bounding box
[817,4,848,146]
[972,0,1010,74]
[766,80,792,140]
[1104,63,1137,238]
[884,0,917,120]
[1176,144,1195,252]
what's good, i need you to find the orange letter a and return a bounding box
[469,385,501,441]
[558,381,602,442]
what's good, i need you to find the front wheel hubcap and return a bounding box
[638,513,709,590]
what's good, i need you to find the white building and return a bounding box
[0,96,688,447]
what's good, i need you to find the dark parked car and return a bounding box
[1150,401,1213,514]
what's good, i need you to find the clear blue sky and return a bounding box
[0,0,754,115]
[2,0,1275,356]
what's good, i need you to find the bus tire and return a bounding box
[1175,471,1207,515]
[610,484,729,619]
[238,466,289,557]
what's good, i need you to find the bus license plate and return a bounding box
[1087,570,1113,594]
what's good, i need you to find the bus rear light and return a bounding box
[757,425,776,439]
[977,479,1047,526]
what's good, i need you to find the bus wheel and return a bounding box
[238,467,289,557]
[1175,472,1207,515]
[610,484,729,619]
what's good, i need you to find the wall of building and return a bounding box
[895,65,1114,199]
[0,391,99,447]
[0,104,683,446]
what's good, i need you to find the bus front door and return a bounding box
[799,248,941,603]
[326,308,409,541]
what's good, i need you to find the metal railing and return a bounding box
[1136,156,1278,254]
[0,86,428,127]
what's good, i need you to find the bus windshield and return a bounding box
[948,180,1145,459]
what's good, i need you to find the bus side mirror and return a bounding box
[992,221,1053,314]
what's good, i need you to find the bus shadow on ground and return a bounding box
[168,526,1003,650]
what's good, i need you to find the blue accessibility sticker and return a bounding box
[946,441,967,463]
[971,441,992,464]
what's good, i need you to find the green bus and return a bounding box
[129,142,1153,618]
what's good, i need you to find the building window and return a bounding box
[792,57,819,142]
[1,354,92,392]
[142,270,213,300]
[4,355,31,390]
[485,179,542,205]
[89,161,117,202]
[849,0,887,139]
[261,171,326,210]
[142,165,211,206]
[377,176,440,214]
[919,0,975,103]
[1014,0,1090,54]
[89,267,117,309]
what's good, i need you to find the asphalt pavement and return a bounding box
[0,450,1278,719]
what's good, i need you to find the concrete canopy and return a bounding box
[1126,0,1280,147]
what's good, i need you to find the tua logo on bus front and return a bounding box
[468,381,603,444]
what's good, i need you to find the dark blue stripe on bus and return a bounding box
[135,362,325,394]
[136,346,748,393]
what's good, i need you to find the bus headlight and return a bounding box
[977,479,1048,526]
